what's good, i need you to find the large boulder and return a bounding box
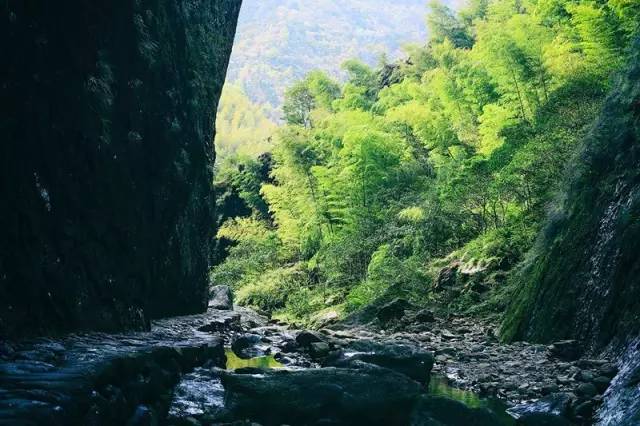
[547,341,581,361]
[377,298,411,323]
[231,334,263,359]
[324,340,434,384]
[410,395,503,426]
[219,365,422,425]
[295,330,326,347]
[209,286,234,311]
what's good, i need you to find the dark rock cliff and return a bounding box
[502,40,640,353]
[0,0,242,337]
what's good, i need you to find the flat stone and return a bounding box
[220,366,422,425]
[323,340,434,384]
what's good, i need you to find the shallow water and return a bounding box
[429,375,515,425]
[225,349,284,370]
[170,348,515,426]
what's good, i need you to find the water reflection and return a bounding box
[429,375,515,425]
[225,349,284,370]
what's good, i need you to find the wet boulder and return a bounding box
[377,298,411,323]
[209,286,234,311]
[231,334,263,359]
[324,340,434,384]
[413,309,436,323]
[219,365,422,425]
[548,341,582,361]
[410,395,503,426]
[309,342,331,359]
[295,330,325,348]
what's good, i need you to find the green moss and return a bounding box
[501,42,640,347]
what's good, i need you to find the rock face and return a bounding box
[209,285,234,310]
[502,40,640,352]
[0,1,242,337]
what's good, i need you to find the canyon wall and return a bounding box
[0,0,242,337]
[502,41,640,353]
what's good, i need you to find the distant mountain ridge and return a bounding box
[215,0,461,158]
[225,0,439,110]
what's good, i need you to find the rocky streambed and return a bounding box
[0,293,628,426]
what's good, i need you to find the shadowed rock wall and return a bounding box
[502,41,640,353]
[0,0,242,337]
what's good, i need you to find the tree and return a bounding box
[305,71,341,110]
[212,0,637,325]
[427,0,474,49]
[334,60,379,111]
[283,71,341,128]
[283,82,316,128]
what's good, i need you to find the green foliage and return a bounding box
[215,155,271,219]
[215,84,276,159]
[427,0,474,49]
[501,43,640,345]
[283,82,316,128]
[212,0,636,324]
[283,71,341,127]
[226,0,434,110]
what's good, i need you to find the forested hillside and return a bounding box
[215,0,460,158]
[227,0,436,108]
[213,0,639,329]
[3,1,640,424]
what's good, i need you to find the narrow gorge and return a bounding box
[1,1,639,426]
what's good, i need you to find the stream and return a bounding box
[0,302,626,425]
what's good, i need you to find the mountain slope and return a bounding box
[225,0,437,110]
